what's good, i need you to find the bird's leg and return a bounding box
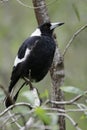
[23,77,33,90]
[29,69,31,81]
[23,77,41,107]
[24,69,33,90]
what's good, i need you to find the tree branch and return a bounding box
[47,90,87,105]
[16,0,57,9]
[0,102,33,117]
[63,24,87,56]
[20,117,34,130]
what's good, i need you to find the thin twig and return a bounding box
[75,103,87,115]
[0,113,16,129]
[1,112,26,129]
[63,24,87,56]
[0,84,14,106]
[20,117,34,130]
[58,113,81,130]
[0,102,33,117]
[48,112,81,130]
[25,124,52,130]
[8,111,22,129]
[44,107,87,113]
[16,0,57,9]
[45,90,87,105]
[20,112,81,130]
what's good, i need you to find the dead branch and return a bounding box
[46,90,87,105]
[0,102,33,117]
[20,117,34,130]
[16,0,57,9]
[63,24,87,56]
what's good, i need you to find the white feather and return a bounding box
[30,28,41,37]
[14,48,30,67]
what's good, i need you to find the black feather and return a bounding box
[5,22,64,107]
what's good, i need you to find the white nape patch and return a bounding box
[14,48,30,67]
[30,28,41,37]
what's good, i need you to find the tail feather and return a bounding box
[5,94,14,108]
[9,77,20,93]
[5,77,25,107]
[5,78,19,107]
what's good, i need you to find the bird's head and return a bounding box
[39,22,64,35]
[31,22,64,37]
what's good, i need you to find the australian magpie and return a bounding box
[5,22,64,107]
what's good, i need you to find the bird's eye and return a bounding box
[45,24,50,30]
[45,25,48,28]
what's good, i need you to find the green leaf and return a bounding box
[72,3,80,21]
[35,107,51,125]
[61,86,84,95]
[80,114,87,120]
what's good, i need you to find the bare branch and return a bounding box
[8,111,22,129]
[20,117,34,130]
[20,111,82,130]
[44,107,87,113]
[0,102,33,117]
[0,84,15,106]
[47,113,82,130]
[16,0,57,9]
[75,103,87,115]
[58,113,81,130]
[47,90,87,105]
[1,112,26,129]
[63,24,87,56]
[1,101,86,130]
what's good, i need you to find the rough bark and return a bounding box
[50,47,65,130]
[32,0,50,25]
[32,0,65,130]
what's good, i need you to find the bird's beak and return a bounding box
[50,22,64,30]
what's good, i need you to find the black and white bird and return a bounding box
[5,22,64,107]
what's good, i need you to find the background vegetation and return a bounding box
[0,0,87,130]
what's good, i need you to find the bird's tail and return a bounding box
[5,78,25,107]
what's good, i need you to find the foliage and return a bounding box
[61,86,84,95]
[0,87,87,130]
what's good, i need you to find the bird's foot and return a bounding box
[23,77,33,90]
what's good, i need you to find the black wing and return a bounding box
[9,36,41,92]
[17,36,41,60]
